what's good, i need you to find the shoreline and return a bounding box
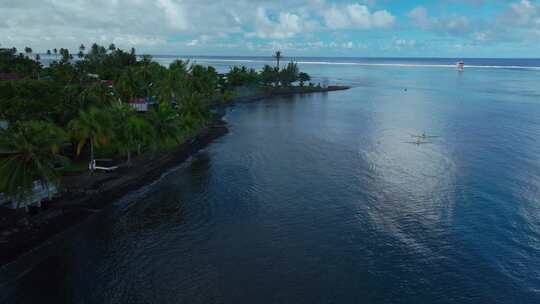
[0,118,228,268]
[0,85,350,269]
[232,85,350,103]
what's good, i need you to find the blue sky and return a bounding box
[1,0,540,57]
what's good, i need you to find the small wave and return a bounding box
[186,58,268,64]
[157,57,540,71]
[296,61,540,70]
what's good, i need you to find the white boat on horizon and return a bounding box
[457,61,465,71]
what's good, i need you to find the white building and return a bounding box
[128,98,149,112]
[0,182,57,210]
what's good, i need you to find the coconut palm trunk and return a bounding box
[275,51,282,69]
[89,139,95,174]
[127,150,132,167]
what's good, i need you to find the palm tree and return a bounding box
[124,116,153,165]
[260,65,277,86]
[116,67,139,102]
[274,50,282,69]
[0,121,67,209]
[169,59,190,73]
[158,61,190,104]
[111,103,154,165]
[158,70,180,105]
[147,102,182,149]
[280,61,299,87]
[130,116,154,156]
[108,43,116,52]
[138,55,155,98]
[53,48,58,60]
[188,64,219,98]
[46,49,51,57]
[178,92,210,132]
[81,82,114,108]
[59,48,71,63]
[24,47,32,58]
[91,43,99,54]
[67,107,112,172]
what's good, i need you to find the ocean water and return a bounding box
[2,58,540,303]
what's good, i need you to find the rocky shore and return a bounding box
[0,117,228,267]
[234,85,350,103]
[0,85,350,269]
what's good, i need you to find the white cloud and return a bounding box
[343,41,354,48]
[372,10,396,28]
[323,3,395,30]
[186,39,199,47]
[507,0,540,27]
[248,8,306,39]
[394,38,416,48]
[408,6,431,30]
[156,0,188,31]
[474,31,490,42]
[408,6,470,35]
[0,0,402,54]
[0,0,251,52]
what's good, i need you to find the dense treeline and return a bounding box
[0,43,311,207]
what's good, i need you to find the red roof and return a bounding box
[128,98,146,104]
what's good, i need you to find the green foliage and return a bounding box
[280,62,299,87]
[116,67,139,102]
[179,93,210,132]
[158,60,189,104]
[0,79,78,124]
[187,64,219,98]
[67,107,112,164]
[109,102,154,165]
[0,48,41,77]
[80,81,115,109]
[260,65,279,87]
[45,60,77,83]
[298,72,311,87]
[0,121,67,206]
[0,43,312,200]
[147,102,183,148]
[78,43,137,80]
[226,66,259,88]
[220,90,235,104]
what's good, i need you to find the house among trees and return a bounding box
[128,96,157,112]
[0,120,57,211]
[0,181,58,210]
[0,44,315,215]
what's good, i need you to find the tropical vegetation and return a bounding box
[0,44,313,207]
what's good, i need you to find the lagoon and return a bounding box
[3,58,540,303]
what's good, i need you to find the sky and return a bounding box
[1,0,540,57]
